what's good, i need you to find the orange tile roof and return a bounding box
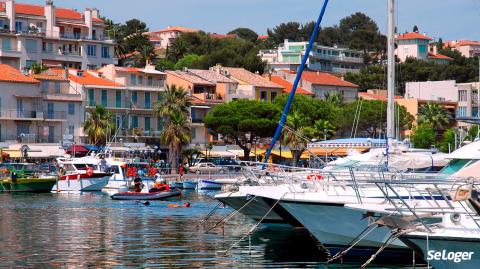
[50,69,122,87]
[257,35,269,40]
[270,76,314,95]
[222,67,282,89]
[0,64,39,84]
[359,92,402,101]
[455,40,480,47]
[149,26,198,34]
[0,3,103,23]
[209,33,238,39]
[32,73,68,81]
[396,32,432,41]
[115,67,142,73]
[282,70,359,88]
[427,52,453,60]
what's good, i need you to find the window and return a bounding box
[68,103,75,115]
[193,86,205,94]
[68,125,75,135]
[87,45,97,56]
[260,91,267,101]
[116,90,122,108]
[88,89,95,106]
[25,39,37,53]
[145,117,151,131]
[15,21,22,32]
[191,128,196,139]
[157,118,163,131]
[132,91,138,104]
[130,74,137,86]
[271,92,277,101]
[87,65,97,70]
[144,92,151,109]
[148,76,153,86]
[157,92,162,102]
[47,103,54,119]
[132,116,138,128]
[101,90,107,107]
[2,38,10,51]
[101,46,110,58]
[418,45,427,54]
[54,82,61,93]
[138,76,143,85]
[459,90,467,102]
[26,60,36,68]
[41,80,49,93]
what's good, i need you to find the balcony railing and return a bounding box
[0,110,66,120]
[117,128,162,137]
[45,111,67,120]
[193,93,224,103]
[191,118,204,123]
[1,134,65,143]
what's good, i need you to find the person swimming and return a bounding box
[168,202,191,208]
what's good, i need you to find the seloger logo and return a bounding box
[427,250,474,263]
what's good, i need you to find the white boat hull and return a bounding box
[54,176,110,192]
[403,235,480,269]
[198,180,222,190]
[279,200,406,249]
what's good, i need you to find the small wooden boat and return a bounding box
[111,189,181,200]
[198,179,222,190]
[0,163,57,193]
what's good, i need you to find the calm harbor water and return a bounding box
[0,191,424,268]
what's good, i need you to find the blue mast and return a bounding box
[263,0,330,166]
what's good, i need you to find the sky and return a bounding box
[19,0,480,41]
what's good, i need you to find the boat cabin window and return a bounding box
[440,159,477,175]
[107,166,120,174]
[73,164,98,171]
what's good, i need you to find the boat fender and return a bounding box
[307,174,323,180]
[11,172,17,181]
[86,167,94,177]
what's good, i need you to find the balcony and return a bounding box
[1,134,66,143]
[192,92,224,104]
[0,110,45,120]
[117,128,162,137]
[44,111,67,120]
[0,47,21,58]
[128,81,165,91]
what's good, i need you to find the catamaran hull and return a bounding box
[401,235,480,269]
[279,200,406,249]
[54,176,110,192]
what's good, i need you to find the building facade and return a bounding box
[0,0,117,70]
[0,64,82,144]
[259,39,365,74]
[145,26,198,50]
[396,32,452,63]
[445,40,480,58]
[277,70,359,102]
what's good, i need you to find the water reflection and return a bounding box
[0,192,423,268]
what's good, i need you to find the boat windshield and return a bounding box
[440,159,478,175]
[73,164,99,171]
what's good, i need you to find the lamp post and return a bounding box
[245,132,252,161]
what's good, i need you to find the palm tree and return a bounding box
[168,38,188,62]
[418,102,450,131]
[135,44,156,67]
[154,84,191,118]
[160,111,191,170]
[314,119,336,140]
[30,63,47,74]
[282,111,315,167]
[83,105,115,146]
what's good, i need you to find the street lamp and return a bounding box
[245,132,252,160]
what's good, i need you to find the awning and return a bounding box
[66,145,89,154]
[207,150,237,158]
[305,147,369,157]
[259,150,309,159]
[57,22,88,28]
[84,145,100,151]
[3,150,21,158]
[191,105,211,109]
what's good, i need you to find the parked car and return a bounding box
[189,162,225,174]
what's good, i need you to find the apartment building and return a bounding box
[259,39,365,74]
[445,40,480,58]
[166,68,237,145]
[145,26,198,49]
[0,0,117,70]
[98,64,166,143]
[277,70,359,102]
[396,32,452,63]
[216,66,284,101]
[0,64,82,144]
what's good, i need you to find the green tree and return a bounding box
[313,119,336,140]
[154,84,191,118]
[182,148,203,167]
[160,111,191,170]
[83,105,115,146]
[336,100,414,138]
[273,94,338,126]
[418,102,450,132]
[324,92,343,106]
[228,28,258,42]
[204,99,280,159]
[410,124,436,149]
[413,25,419,33]
[105,18,153,62]
[174,54,204,70]
[156,58,175,71]
[282,111,316,166]
[135,44,156,67]
[30,63,47,74]
[438,128,456,153]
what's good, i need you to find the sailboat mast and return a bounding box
[386,0,396,139]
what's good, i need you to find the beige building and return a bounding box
[145,26,198,50]
[0,64,82,144]
[445,40,480,58]
[0,0,117,70]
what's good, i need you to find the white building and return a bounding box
[259,39,365,74]
[445,40,480,58]
[396,32,452,64]
[145,26,198,50]
[0,0,117,70]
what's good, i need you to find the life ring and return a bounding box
[307,174,323,180]
[86,166,94,177]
